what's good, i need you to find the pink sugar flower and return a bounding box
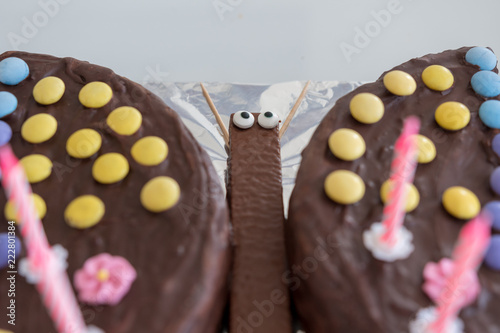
[74,253,137,306]
[422,258,479,309]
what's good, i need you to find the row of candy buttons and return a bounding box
[465,47,500,271]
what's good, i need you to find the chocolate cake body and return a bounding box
[287,47,500,332]
[0,51,231,333]
[227,113,292,333]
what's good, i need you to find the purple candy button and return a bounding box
[490,167,500,195]
[0,120,12,146]
[484,235,500,271]
[484,201,500,231]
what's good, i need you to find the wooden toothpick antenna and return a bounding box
[200,83,230,146]
[278,80,311,139]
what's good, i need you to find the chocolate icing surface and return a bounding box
[227,113,292,333]
[287,47,500,332]
[0,51,230,333]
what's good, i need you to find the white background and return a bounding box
[1,0,500,84]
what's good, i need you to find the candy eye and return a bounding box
[233,111,255,129]
[258,111,279,129]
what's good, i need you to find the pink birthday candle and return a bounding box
[381,116,420,245]
[430,213,491,333]
[0,145,88,333]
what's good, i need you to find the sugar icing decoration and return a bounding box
[363,117,420,262]
[349,92,384,124]
[74,253,136,306]
[33,76,65,105]
[413,214,491,332]
[20,154,52,183]
[0,57,29,85]
[92,153,129,184]
[421,65,454,91]
[422,258,480,308]
[21,113,57,144]
[107,106,142,135]
[0,91,17,118]
[66,128,102,159]
[64,195,105,229]
[140,176,180,213]
[383,70,417,96]
[131,136,168,166]
[79,82,113,108]
[409,307,463,333]
[324,170,365,205]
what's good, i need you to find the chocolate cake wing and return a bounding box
[0,51,230,333]
[287,47,500,332]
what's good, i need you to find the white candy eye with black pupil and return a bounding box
[258,111,279,129]
[233,111,255,129]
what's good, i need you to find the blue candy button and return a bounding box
[466,47,497,71]
[471,71,500,97]
[0,91,17,118]
[0,233,21,270]
[0,57,29,86]
[484,235,500,271]
[479,100,500,128]
[0,121,12,146]
[484,201,500,231]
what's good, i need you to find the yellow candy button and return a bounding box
[64,195,105,229]
[66,129,102,158]
[107,106,142,135]
[21,113,57,143]
[324,170,365,205]
[140,176,180,212]
[380,180,420,212]
[79,82,113,108]
[328,129,365,161]
[20,154,52,183]
[92,153,129,184]
[442,186,480,219]
[0,329,14,333]
[435,102,470,131]
[5,193,46,223]
[349,93,384,124]
[131,136,168,166]
[383,70,417,96]
[414,134,436,164]
[33,76,65,105]
[421,65,454,91]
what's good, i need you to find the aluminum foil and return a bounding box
[144,80,361,217]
